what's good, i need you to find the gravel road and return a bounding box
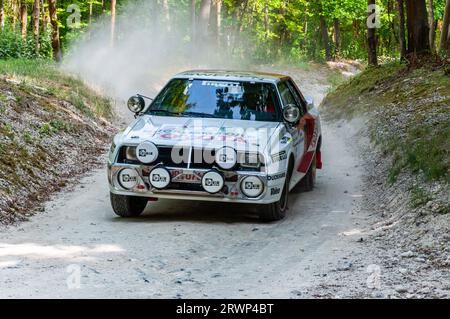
[0,67,379,298]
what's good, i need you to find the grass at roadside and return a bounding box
[321,61,449,214]
[0,59,112,119]
[0,58,114,224]
[322,62,450,184]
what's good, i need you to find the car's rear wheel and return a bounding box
[299,155,316,192]
[110,193,148,218]
[259,163,292,222]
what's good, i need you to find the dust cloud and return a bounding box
[63,0,245,102]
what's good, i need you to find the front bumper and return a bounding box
[108,163,285,204]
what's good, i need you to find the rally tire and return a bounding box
[299,155,316,192]
[110,193,148,218]
[259,163,292,222]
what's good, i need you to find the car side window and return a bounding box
[277,81,298,108]
[286,80,307,115]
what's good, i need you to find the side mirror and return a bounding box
[282,104,301,124]
[305,96,314,111]
[127,96,145,114]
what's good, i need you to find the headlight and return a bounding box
[241,176,264,198]
[202,170,225,194]
[125,146,137,161]
[127,96,145,113]
[149,166,171,189]
[136,141,159,164]
[215,147,237,170]
[118,168,139,189]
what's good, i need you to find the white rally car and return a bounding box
[108,71,322,221]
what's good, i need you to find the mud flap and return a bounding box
[316,150,323,169]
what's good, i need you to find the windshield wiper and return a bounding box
[148,109,180,116]
[149,110,222,119]
[181,112,222,119]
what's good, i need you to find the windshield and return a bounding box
[148,79,281,122]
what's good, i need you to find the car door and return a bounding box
[287,79,320,175]
[277,80,305,185]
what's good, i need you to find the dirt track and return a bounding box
[0,67,378,298]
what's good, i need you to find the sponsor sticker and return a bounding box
[267,172,286,181]
[271,151,287,162]
[172,170,203,184]
[270,188,281,196]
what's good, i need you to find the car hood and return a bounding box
[119,115,281,152]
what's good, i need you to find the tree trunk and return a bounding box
[110,0,116,47]
[48,0,61,62]
[0,0,4,30]
[406,0,430,54]
[210,0,222,47]
[217,0,222,40]
[89,1,93,25]
[440,0,450,52]
[264,1,269,39]
[333,18,341,53]
[191,0,196,43]
[20,1,27,40]
[367,0,378,66]
[319,15,332,60]
[162,0,171,33]
[427,0,436,52]
[33,0,40,54]
[12,0,17,31]
[397,0,407,60]
[42,0,49,33]
[198,0,211,44]
[352,19,360,39]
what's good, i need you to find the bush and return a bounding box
[0,24,52,60]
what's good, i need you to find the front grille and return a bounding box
[156,146,187,168]
[117,145,263,172]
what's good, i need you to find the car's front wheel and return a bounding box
[110,193,148,218]
[259,166,291,222]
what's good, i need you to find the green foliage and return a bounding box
[1,123,15,140]
[23,132,34,144]
[1,0,448,64]
[38,120,70,136]
[0,24,52,60]
[410,186,433,208]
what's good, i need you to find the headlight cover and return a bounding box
[202,170,225,194]
[215,147,237,170]
[241,176,264,198]
[149,166,171,189]
[118,168,139,190]
[136,141,159,164]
